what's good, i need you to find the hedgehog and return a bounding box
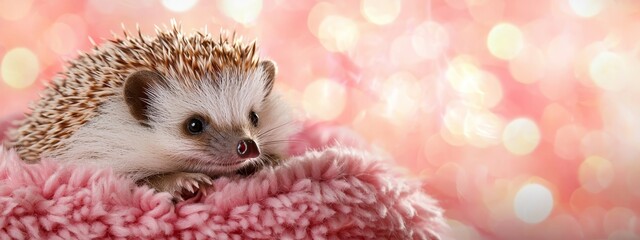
[5,22,296,201]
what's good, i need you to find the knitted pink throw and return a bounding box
[0,120,446,239]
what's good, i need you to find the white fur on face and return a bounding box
[53,67,295,180]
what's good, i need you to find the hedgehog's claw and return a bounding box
[142,172,214,202]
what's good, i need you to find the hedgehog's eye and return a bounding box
[249,111,259,127]
[186,116,205,135]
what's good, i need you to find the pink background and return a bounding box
[1,0,639,239]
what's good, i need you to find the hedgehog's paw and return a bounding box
[172,172,214,201]
[143,172,214,202]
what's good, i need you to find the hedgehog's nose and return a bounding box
[237,139,260,159]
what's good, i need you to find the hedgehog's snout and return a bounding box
[237,139,260,159]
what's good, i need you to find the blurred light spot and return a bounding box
[487,23,524,60]
[45,22,77,55]
[447,220,483,240]
[604,208,636,235]
[573,41,607,87]
[446,56,482,92]
[579,156,614,193]
[483,180,512,222]
[554,124,586,160]
[589,51,628,91]
[162,0,198,12]
[380,72,421,121]
[274,83,303,117]
[580,130,616,159]
[569,0,606,18]
[443,101,471,136]
[361,0,401,25]
[0,0,32,20]
[460,71,503,109]
[1,48,40,89]
[302,79,346,121]
[514,183,554,224]
[307,2,336,37]
[463,110,504,148]
[411,21,449,60]
[318,16,359,52]
[219,0,263,24]
[440,124,466,146]
[502,118,540,155]
[509,45,546,84]
[579,206,609,237]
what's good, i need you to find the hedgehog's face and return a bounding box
[123,60,293,176]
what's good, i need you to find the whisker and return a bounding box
[259,153,276,167]
[257,156,266,170]
[257,120,296,138]
[260,139,305,145]
[265,139,304,143]
[214,130,226,141]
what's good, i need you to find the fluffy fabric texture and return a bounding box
[0,119,447,239]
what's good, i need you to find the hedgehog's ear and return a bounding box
[260,60,277,97]
[123,70,165,123]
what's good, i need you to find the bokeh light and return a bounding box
[1,1,639,239]
[578,156,614,193]
[459,71,503,109]
[487,23,524,60]
[603,208,636,236]
[463,110,504,148]
[302,79,346,121]
[161,0,199,12]
[1,48,40,89]
[569,0,607,18]
[379,71,421,121]
[445,55,482,93]
[307,2,336,37]
[219,0,263,25]
[443,101,471,137]
[45,22,78,55]
[360,0,401,25]
[502,118,541,156]
[509,45,546,84]
[514,183,554,224]
[589,51,629,91]
[318,15,359,52]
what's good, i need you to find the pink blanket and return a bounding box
[0,120,446,239]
